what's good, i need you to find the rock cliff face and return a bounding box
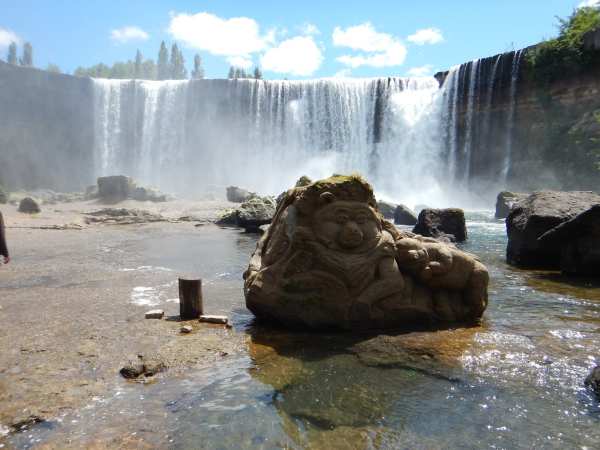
[0,61,94,191]
[437,49,600,194]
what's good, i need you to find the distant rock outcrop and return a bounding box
[376,201,396,219]
[413,208,467,242]
[216,196,276,232]
[506,191,600,268]
[226,186,255,203]
[96,176,167,203]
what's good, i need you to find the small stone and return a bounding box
[145,309,164,319]
[180,325,193,334]
[120,363,144,379]
[199,315,229,325]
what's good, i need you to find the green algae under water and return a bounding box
[8,212,600,449]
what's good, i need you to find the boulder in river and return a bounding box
[376,201,396,220]
[537,205,600,275]
[130,185,167,202]
[97,175,131,202]
[18,197,41,214]
[236,196,276,232]
[495,191,526,219]
[506,191,600,268]
[412,208,467,242]
[226,186,255,203]
[394,204,418,226]
[244,175,488,330]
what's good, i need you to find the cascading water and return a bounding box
[502,49,524,183]
[92,77,452,206]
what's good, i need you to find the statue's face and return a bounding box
[313,200,381,251]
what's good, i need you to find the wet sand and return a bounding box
[0,199,248,442]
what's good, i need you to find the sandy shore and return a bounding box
[0,198,250,442]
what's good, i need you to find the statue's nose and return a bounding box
[346,222,361,234]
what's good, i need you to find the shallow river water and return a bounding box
[8,212,600,449]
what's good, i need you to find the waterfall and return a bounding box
[462,59,481,184]
[91,77,449,206]
[503,49,524,183]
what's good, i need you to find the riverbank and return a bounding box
[1,202,600,449]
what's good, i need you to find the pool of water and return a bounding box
[8,213,600,449]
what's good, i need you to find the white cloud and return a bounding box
[407,28,444,45]
[168,12,270,59]
[406,64,434,77]
[333,23,407,68]
[579,0,600,7]
[260,36,323,76]
[227,55,253,69]
[0,27,21,48]
[110,26,149,43]
[300,23,320,36]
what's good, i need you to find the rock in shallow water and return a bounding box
[506,191,600,268]
[376,201,396,220]
[412,208,466,242]
[18,197,41,214]
[226,186,255,203]
[394,204,417,225]
[495,191,526,219]
[585,366,600,397]
[244,175,488,330]
[145,309,164,319]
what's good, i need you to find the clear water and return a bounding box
[8,214,600,449]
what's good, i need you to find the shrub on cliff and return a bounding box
[526,7,600,84]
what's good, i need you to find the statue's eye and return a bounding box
[355,215,368,224]
[336,215,349,224]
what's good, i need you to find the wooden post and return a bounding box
[179,278,203,320]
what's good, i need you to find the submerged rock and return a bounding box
[495,191,526,219]
[538,205,600,275]
[506,191,600,268]
[226,186,254,203]
[394,204,418,226]
[18,197,41,214]
[84,208,167,224]
[244,175,488,330]
[412,208,467,242]
[145,309,164,319]
[376,201,396,219]
[130,185,167,202]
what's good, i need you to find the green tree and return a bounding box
[141,59,157,80]
[526,7,600,84]
[46,63,61,73]
[227,66,235,79]
[169,43,186,79]
[157,41,169,80]
[7,42,17,64]
[191,54,204,79]
[20,42,33,66]
[134,50,143,79]
[253,66,263,79]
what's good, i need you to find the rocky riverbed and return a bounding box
[1,201,600,449]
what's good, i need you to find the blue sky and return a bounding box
[0,0,594,79]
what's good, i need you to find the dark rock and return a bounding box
[226,186,254,203]
[237,196,276,232]
[18,197,41,213]
[376,201,396,219]
[215,209,239,226]
[538,205,600,275]
[414,204,430,214]
[120,363,145,379]
[495,191,526,219]
[506,191,600,268]
[585,366,600,397]
[10,415,45,432]
[394,204,418,225]
[412,208,467,242]
[0,185,7,204]
[120,358,165,379]
[97,175,131,202]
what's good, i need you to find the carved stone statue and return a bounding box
[244,175,488,329]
